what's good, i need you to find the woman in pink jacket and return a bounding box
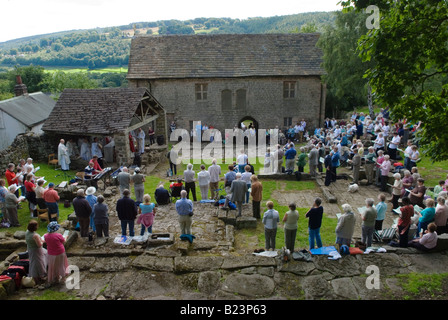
[137,194,156,236]
[44,221,68,286]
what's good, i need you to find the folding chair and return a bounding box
[48,153,59,169]
[170,186,183,201]
[37,208,58,223]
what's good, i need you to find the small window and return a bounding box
[236,89,247,109]
[195,84,208,101]
[283,81,296,98]
[284,117,292,127]
[221,89,232,110]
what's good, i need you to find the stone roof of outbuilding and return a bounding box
[127,33,325,80]
[42,87,162,135]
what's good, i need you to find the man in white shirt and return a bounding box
[208,159,221,200]
[374,132,385,153]
[197,164,211,201]
[237,150,248,173]
[404,140,414,171]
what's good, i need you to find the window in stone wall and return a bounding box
[284,117,292,127]
[283,81,296,99]
[195,83,208,101]
[221,89,232,110]
[236,89,247,109]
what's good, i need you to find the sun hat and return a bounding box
[86,186,96,195]
[134,167,140,173]
[47,221,60,233]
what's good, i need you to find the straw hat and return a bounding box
[86,186,96,196]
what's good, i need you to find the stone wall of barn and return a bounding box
[129,76,325,135]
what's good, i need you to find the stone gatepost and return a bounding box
[114,132,130,166]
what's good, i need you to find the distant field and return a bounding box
[44,66,128,74]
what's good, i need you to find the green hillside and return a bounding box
[0,12,337,69]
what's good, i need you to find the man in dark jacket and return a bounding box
[73,189,92,237]
[116,189,137,237]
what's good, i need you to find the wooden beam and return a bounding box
[125,114,159,133]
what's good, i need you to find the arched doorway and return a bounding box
[238,116,259,131]
[237,116,259,145]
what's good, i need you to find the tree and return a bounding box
[317,10,375,118]
[342,0,448,161]
[41,70,97,96]
[7,65,48,93]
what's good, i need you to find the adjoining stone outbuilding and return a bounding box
[0,76,56,151]
[41,87,167,166]
[126,33,326,133]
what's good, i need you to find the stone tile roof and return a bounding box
[42,87,157,135]
[127,33,325,80]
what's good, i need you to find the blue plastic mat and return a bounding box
[310,246,337,255]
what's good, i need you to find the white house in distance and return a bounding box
[0,76,56,150]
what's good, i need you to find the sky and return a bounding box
[0,0,341,43]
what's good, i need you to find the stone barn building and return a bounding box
[42,87,166,166]
[126,33,326,135]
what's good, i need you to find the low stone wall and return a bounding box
[0,132,56,176]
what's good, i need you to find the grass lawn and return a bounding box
[410,156,448,188]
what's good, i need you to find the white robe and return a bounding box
[80,142,91,161]
[58,143,71,170]
[137,130,146,154]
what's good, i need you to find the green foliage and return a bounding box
[396,273,448,299]
[159,24,194,35]
[41,70,98,95]
[343,0,448,161]
[0,12,336,69]
[317,9,374,117]
[30,289,79,300]
[3,65,49,93]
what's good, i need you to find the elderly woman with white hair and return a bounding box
[375,150,385,187]
[5,185,26,227]
[390,173,403,211]
[361,198,377,247]
[380,154,391,192]
[335,203,356,247]
[401,170,414,197]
